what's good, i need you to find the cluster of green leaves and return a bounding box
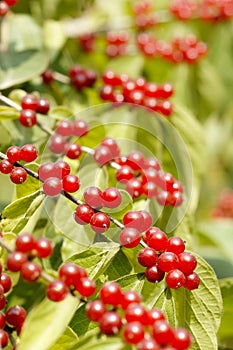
[0,0,233,349]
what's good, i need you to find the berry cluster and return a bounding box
[170,0,233,21]
[86,281,192,349]
[132,0,157,29]
[0,0,18,17]
[105,31,129,58]
[38,160,80,195]
[49,119,88,157]
[137,33,208,64]
[139,229,200,290]
[100,70,174,116]
[19,93,50,127]
[78,33,96,53]
[68,65,97,90]
[0,144,38,184]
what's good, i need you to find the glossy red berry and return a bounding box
[183,272,200,290]
[53,160,71,179]
[20,261,42,282]
[56,120,73,136]
[59,263,84,287]
[90,212,110,233]
[6,146,21,163]
[145,265,165,283]
[5,306,26,328]
[36,97,50,114]
[138,248,157,267]
[16,233,35,253]
[120,227,141,248]
[0,313,5,329]
[158,252,179,272]
[65,143,82,159]
[38,162,55,181]
[46,280,68,302]
[123,210,145,231]
[94,146,113,165]
[0,2,9,17]
[0,273,12,293]
[102,187,122,208]
[171,328,192,350]
[20,144,38,162]
[123,321,145,344]
[99,282,122,307]
[125,303,148,325]
[166,269,186,289]
[83,186,103,208]
[120,290,141,310]
[10,167,27,184]
[0,296,6,310]
[152,320,174,345]
[166,236,185,255]
[43,177,62,196]
[145,227,168,252]
[178,252,197,275]
[34,237,53,258]
[0,329,8,348]
[86,300,107,321]
[125,178,144,198]
[99,311,122,335]
[41,70,54,84]
[49,134,67,154]
[116,166,134,183]
[74,204,94,225]
[147,308,165,326]
[0,159,14,174]
[101,137,120,158]
[73,120,89,137]
[19,109,37,127]
[62,174,80,193]
[21,94,38,111]
[76,277,96,297]
[137,338,159,350]
[7,252,27,272]
[127,151,145,171]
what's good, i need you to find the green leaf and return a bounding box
[48,106,74,121]
[153,253,223,350]
[67,336,127,350]
[49,327,78,350]
[218,278,233,348]
[0,106,19,120]
[18,295,79,350]
[16,163,40,198]
[0,191,45,233]
[0,15,48,89]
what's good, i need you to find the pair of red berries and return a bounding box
[19,94,50,128]
[0,144,38,184]
[0,305,26,348]
[68,65,97,90]
[38,160,80,195]
[86,281,192,349]
[0,0,18,17]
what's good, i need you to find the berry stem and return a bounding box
[53,71,71,84]
[0,93,21,111]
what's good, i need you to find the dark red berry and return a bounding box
[158,252,179,272]
[152,320,174,346]
[171,328,192,350]
[145,265,165,283]
[125,178,144,198]
[41,70,54,84]
[116,166,134,183]
[83,186,103,208]
[38,162,55,181]
[16,233,35,253]
[166,236,185,255]
[10,167,27,184]
[5,306,26,328]
[102,187,122,208]
[49,134,66,154]
[86,300,107,321]
[20,261,42,282]
[0,297,6,310]
[56,120,73,136]
[99,282,122,307]
[76,277,96,297]
[46,280,68,302]
[20,144,38,162]
[90,212,110,234]
[21,94,38,111]
[34,237,53,258]
[0,313,5,329]
[0,329,8,348]
[74,204,94,225]
[120,290,141,310]
[7,252,27,272]
[62,174,80,193]
[138,248,157,267]
[0,273,12,293]
[123,210,145,231]
[59,263,83,287]
[19,109,37,127]
[183,272,200,290]
[6,146,21,163]
[65,143,82,159]
[125,303,148,325]
[36,97,50,114]
[166,269,186,289]
[178,252,197,275]
[144,227,168,252]
[123,321,145,344]
[53,160,71,179]
[43,177,62,196]
[120,227,141,248]
[99,311,122,335]
[147,308,165,326]
[0,159,14,174]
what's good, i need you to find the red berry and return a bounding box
[145,227,168,252]
[16,233,35,253]
[147,308,165,326]
[76,277,96,297]
[125,178,144,198]
[137,338,159,350]
[58,263,84,287]
[123,321,145,344]
[74,204,94,225]
[41,70,54,84]
[94,146,113,165]
[46,280,68,302]
[38,162,55,181]
[34,237,53,258]
[86,300,107,321]
[152,320,174,346]
[120,290,141,310]
[158,252,179,272]
[178,252,197,275]
[21,94,38,111]
[183,272,200,290]
[123,210,145,231]
[73,120,88,137]
[53,160,70,179]
[43,177,62,196]
[7,252,27,272]
[0,329,8,348]
[0,313,5,329]
[138,248,157,267]
[145,265,165,283]
[20,144,38,162]
[90,212,110,234]
[65,143,82,159]
[102,187,122,208]
[120,227,141,248]
[0,2,9,17]
[20,261,42,282]
[62,174,80,193]
[0,297,6,310]
[0,159,14,174]
[5,306,26,328]
[116,166,134,183]
[166,236,185,255]
[83,186,103,208]
[0,273,12,293]
[49,134,66,154]
[101,137,120,158]
[36,97,50,114]
[99,311,122,335]
[10,167,27,184]
[100,85,116,102]
[171,328,192,350]
[99,282,122,307]
[6,146,21,163]
[56,120,73,136]
[144,157,161,170]
[166,269,186,289]
[126,151,145,171]
[19,109,37,127]
[125,303,148,325]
